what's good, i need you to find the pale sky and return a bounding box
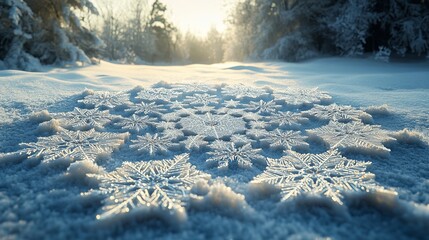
[93,0,236,37]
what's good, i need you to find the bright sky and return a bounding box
[161,0,234,36]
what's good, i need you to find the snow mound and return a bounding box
[390,129,428,147]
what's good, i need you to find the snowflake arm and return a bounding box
[207,142,264,170]
[53,107,115,131]
[260,129,309,151]
[79,91,130,109]
[303,104,373,123]
[114,115,155,133]
[130,133,175,156]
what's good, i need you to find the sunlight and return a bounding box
[162,0,234,37]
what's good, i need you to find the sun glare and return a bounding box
[162,0,234,37]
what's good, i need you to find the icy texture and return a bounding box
[184,94,219,106]
[260,130,309,151]
[303,104,373,123]
[308,121,394,156]
[207,141,264,169]
[247,100,280,115]
[53,107,115,130]
[273,88,332,106]
[79,91,130,109]
[136,88,181,102]
[179,113,246,139]
[252,150,377,204]
[88,154,210,220]
[130,133,175,156]
[182,135,208,151]
[269,111,308,129]
[21,129,127,163]
[114,115,155,133]
[127,102,165,116]
[222,84,267,99]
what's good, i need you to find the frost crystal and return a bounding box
[222,84,267,99]
[88,154,210,220]
[21,129,127,162]
[54,107,115,130]
[127,102,165,116]
[247,100,280,115]
[114,115,155,133]
[274,88,332,106]
[252,150,377,204]
[308,121,394,155]
[136,88,180,102]
[303,104,373,123]
[79,91,130,109]
[260,129,309,151]
[207,141,264,169]
[130,133,175,156]
[184,94,219,106]
[269,111,308,129]
[179,113,246,139]
[182,135,208,150]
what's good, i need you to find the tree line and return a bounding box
[1,0,428,70]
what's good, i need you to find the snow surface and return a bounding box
[0,58,428,239]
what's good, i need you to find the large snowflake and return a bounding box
[260,129,309,151]
[127,102,165,116]
[246,100,280,115]
[88,154,210,220]
[273,88,332,106]
[136,88,181,102]
[130,133,176,156]
[303,104,373,123]
[179,113,246,139]
[114,114,155,133]
[207,141,264,169]
[184,93,219,106]
[20,129,128,163]
[307,121,395,156]
[78,91,130,109]
[53,107,115,130]
[222,84,267,99]
[269,111,309,129]
[252,150,378,204]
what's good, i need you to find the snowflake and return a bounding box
[249,120,268,129]
[173,83,213,93]
[179,113,246,139]
[20,129,128,163]
[88,154,210,220]
[114,114,155,133]
[307,121,395,155]
[273,88,332,107]
[53,107,115,130]
[260,130,309,151]
[252,150,378,204]
[247,100,280,115]
[130,133,176,156]
[136,88,181,102]
[222,84,267,99]
[79,91,130,109]
[127,102,165,116]
[223,99,240,108]
[269,111,309,129]
[303,104,373,123]
[184,94,219,106]
[182,135,208,151]
[207,141,264,169]
[246,128,270,140]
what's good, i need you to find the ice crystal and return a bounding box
[222,84,267,99]
[303,104,373,123]
[88,154,210,220]
[130,133,175,156]
[247,100,280,115]
[274,88,332,106]
[114,115,155,133]
[127,102,165,116]
[184,94,219,106]
[260,130,309,151]
[307,121,394,155]
[179,113,246,139]
[20,129,127,162]
[182,135,208,150]
[223,99,240,108]
[269,111,308,129]
[54,107,115,130]
[252,150,377,204]
[136,88,180,102]
[207,141,264,169]
[79,91,130,109]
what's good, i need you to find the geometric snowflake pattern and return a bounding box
[87,154,210,220]
[114,114,156,133]
[78,91,130,109]
[252,150,378,204]
[273,87,332,107]
[260,129,309,151]
[307,121,395,156]
[136,88,181,102]
[20,129,128,163]
[303,104,373,123]
[130,133,176,156]
[207,141,264,169]
[53,107,116,130]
